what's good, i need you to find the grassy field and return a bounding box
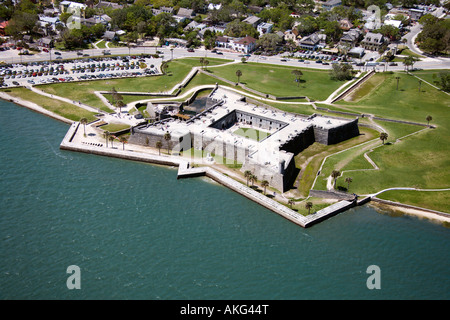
[1,87,97,122]
[208,62,345,101]
[36,57,232,111]
[315,70,450,212]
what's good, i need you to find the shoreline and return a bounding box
[1,94,449,227]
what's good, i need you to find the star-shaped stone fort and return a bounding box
[129,87,359,192]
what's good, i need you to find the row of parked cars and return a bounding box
[1,55,159,87]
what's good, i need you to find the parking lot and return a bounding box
[0,55,162,88]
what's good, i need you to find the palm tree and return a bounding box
[291,70,303,87]
[305,201,313,215]
[395,76,400,90]
[80,117,88,136]
[109,135,115,148]
[345,177,353,191]
[261,180,269,195]
[331,170,341,189]
[203,59,209,71]
[199,57,205,69]
[104,130,110,148]
[426,115,432,126]
[236,69,242,84]
[250,174,257,186]
[288,199,295,209]
[418,79,422,92]
[164,131,171,154]
[244,170,252,186]
[119,135,127,150]
[380,132,388,145]
[156,140,162,155]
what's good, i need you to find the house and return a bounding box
[232,36,257,53]
[152,6,174,15]
[0,20,9,36]
[184,21,207,32]
[409,8,425,21]
[38,37,54,48]
[384,19,402,29]
[339,19,353,31]
[94,1,123,10]
[60,1,87,17]
[81,15,110,27]
[284,29,299,43]
[361,32,384,51]
[339,28,362,47]
[176,8,195,19]
[298,33,326,50]
[215,35,257,53]
[322,0,342,11]
[257,22,273,36]
[102,30,118,42]
[207,3,222,11]
[242,16,261,28]
[38,16,60,34]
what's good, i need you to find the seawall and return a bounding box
[60,122,357,228]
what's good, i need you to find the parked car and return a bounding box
[54,51,61,55]
[187,48,194,52]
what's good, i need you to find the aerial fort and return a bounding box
[129,87,359,192]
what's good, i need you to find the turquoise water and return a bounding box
[0,100,449,300]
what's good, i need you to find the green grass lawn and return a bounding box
[208,62,345,101]
[1,87,97,122]
[318,71,450,212]
[233,127,270,142]
[37,57,232,111]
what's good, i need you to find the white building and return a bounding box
[257,22,273,36]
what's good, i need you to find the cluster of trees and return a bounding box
[4,0,39,40]
[330,63,355,81]
[416,14,450,55]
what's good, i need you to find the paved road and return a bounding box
[1,42,449,79]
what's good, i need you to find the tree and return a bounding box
[119,136,127,150]
[331,170,341,189]
[250,174,257,186]
[156,140,162,155]
[261,180,269,195]
[433,70,450,92]
[380,132,388,145]
[426,115,433,126]
[80,117,88,136]
[305,201,313,215]
[418,79,422,92]
[241,57,246,63]
[403,56,419,71]
[330,63,354,81]
[104,130,110,148]
[288,199,295,209]
[236,69,242,84]
[244,170,252,186]
[109,135,115,148]
[203,59,209,71]
[345,177,353,191]
[160,61,169,74]
[116,100,125,114]
[164,131,171,154]
[395,76,400,90]
[257,33,282,53]
[291,70,303,87]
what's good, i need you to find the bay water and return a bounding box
[1,99,449,300]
